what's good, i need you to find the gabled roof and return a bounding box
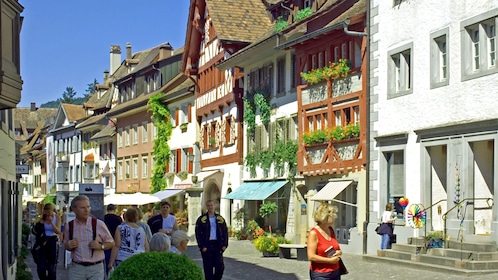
[206,0,272,43]
[75,114,107,130]
[277,0,366,49]
[83,90,111,110]
[61,103,86,122]
[113,44,167,85]
[90,125,116,141]
[13,107,57,140]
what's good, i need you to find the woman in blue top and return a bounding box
[32,203,61,280]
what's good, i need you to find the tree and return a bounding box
[85,78,98,101]
[61,87,77,103]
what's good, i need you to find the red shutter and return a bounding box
[176,149,181,172]
[175,108,180,126]
[187,104,192,122]
[188,147,193,173]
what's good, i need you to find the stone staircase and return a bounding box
[364,237,498,275]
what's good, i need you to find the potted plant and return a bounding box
[176,171,188,181]
[253,233,290,257]
[259,202,277,234]
[180,122,188,133]
[425,230,444,248]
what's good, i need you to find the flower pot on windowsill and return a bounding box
[180,123,188,133]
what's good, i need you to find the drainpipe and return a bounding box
[363,0,371,255]
[342,19,368,37]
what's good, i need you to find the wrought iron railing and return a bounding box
[441,197,494,247]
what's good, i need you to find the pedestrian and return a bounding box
[133,206,153,242]
[108,207,149,269]
[103,204,121,274]
[195,200,228,280]
[170,230,190,254]
[379,203,397,250]
[147,201,178,235]
[63,195,114,280]
[149,232,171,252]
[307,202,343,280]
[32,202,61,280]
[142,207,153,222]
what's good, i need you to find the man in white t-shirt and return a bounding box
[147,201,178,235]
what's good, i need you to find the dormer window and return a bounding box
[145,72,160,93]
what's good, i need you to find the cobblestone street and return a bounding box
[26,239,498,279]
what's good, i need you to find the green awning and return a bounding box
[223,181,288,200]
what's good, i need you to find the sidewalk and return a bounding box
[26,239,498,279]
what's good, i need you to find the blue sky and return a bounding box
[19,0,190,107]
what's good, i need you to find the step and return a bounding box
[391,243,426,254]
[447,240,497,252]
[364,254,498,276]
[418,254,498,270]
[427,248,498,261]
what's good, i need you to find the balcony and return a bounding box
[297,68,366,176]
[298,137,363,176]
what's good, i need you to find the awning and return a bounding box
[311,180,354,202]
[151,189,184,201]
[104,192,160,205]
[28,197,45,203]
[174,170,220,189]
[223,181,288,200]
[83,154,95,162]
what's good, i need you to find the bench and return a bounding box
[278,244,308,261]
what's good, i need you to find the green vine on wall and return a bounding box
[245,140,298,179]
[244,86,271,137]
[148,93,173,193]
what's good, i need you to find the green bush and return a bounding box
[109,251,203,280]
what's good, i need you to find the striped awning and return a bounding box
[311,180,354,201]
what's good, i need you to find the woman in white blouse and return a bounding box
[108,208,149,268]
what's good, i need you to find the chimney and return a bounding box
[159,43,173,60]
[30,102,36,112]
[104,70,109,80]
[110,45,121,75]
[126,42,132,59]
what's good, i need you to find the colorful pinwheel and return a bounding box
[406,203,426,228]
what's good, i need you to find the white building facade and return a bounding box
[368,0,498,253]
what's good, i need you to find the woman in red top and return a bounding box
[307,203,342,280]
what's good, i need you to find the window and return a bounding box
[142,122,148,143]
[145,72,160,93]
[180,104,189,124]
[430,28,449,88]
[125,126,130,146]
[118,160,123,180]
[153,124,158,139]
[291,53,297,89]
[385,150,405,214]
[387,43,413,98]
[170,109,176,127]
[169,151,177,173]
[461,11,498,80]
[133,157,138,179]
[125,160,130,179]
[276,57,286,95]
[142,156,148,178]
[133,125,138,145]
[118,129,123,148]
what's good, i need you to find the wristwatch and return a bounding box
[101,244,105,250]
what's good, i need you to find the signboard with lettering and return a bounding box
[16,165,29,174]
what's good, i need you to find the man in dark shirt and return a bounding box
[195,200,228,280]
[103,204,121,273]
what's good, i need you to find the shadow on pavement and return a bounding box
[186,245,303,280]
